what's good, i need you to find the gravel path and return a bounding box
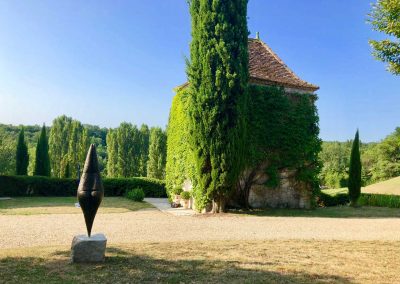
[1,208,400,249]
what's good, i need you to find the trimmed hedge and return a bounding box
[103,178,166,197]
[359,193,400,208]
[0,175,166,198]
[318,191,400,208]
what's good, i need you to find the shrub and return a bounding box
[103,177,166,197]
[181,191,191,200]
[0,175,166,197]
[172,187,183,195]
[126,188,145,202]
[318,190,400,208]
[318,191,349,207]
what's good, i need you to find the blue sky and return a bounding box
[0,0,398,142]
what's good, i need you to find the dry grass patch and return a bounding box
[0,240,398,283]
[0,197,153,215]
[363,176,400,195]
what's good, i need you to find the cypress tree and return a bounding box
[187,0,249,212]
[348,130,362,207]
[34,124,51,176]
[147,127,167,180]
[16,127,29,175]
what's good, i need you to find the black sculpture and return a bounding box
[77,144,104,237]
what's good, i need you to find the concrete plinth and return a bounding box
[71,233,107,263]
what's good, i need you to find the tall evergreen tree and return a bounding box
[106,123,142,178]
[348,130,362,207]
[16,127,29,175]
[34,124,51,176]
[147,127,167,180]
[49,115,73,177]
[106,129,118,177]
[138,124,150,177]
[187,0,249,212]
[49,116,87,178]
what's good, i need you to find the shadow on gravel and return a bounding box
[0,247,354,284]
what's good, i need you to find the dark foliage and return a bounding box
[348,130,362,206]
[318,192,349,207]
[34,125,51,176]
[187,0,249,212]
[126,188,145,202]
[237,85,321,208]
[0,175,166,197]
[15,128,29,175]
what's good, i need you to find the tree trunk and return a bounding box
[212,196,226,213]
[237,168,258,210]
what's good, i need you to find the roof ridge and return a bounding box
[253,38,319,89]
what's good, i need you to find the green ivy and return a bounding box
[246,85,321,207]
[166,85,321,210]
[165,90,195,199]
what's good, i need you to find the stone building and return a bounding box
[168,36,319,210]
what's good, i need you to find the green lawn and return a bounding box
[229,206,400,218]
[321,187,348,196]
[0,197,153,215]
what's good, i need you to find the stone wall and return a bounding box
[248,168,312,209]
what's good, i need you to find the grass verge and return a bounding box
[0,197,153,215]
[0,240,398,283]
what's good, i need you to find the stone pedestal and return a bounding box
[71,233,107,263]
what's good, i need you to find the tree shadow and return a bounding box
[0,247,355,284]
[0,197,153,213]
[228,206,400,219]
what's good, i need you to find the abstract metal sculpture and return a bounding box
[77,144,104,237]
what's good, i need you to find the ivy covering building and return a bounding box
[166,0,321,211]
[166,33,321,211]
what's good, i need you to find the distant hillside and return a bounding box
[362,176,400,196]
[319,127,400,188]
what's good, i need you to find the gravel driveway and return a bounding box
[1,207,400,249]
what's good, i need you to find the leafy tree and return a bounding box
[106,129,118,177]
[0,130,16,175]
[106,123,142,178]
[49,116,88,178]
[49,116,73,177]
[319,141,352,188]
[365,127,400,182]
[33,124,51,176]
[348,130,362,207]
[147,127,167,180]
[368,0,400,75]
[138,124,150,177]
[117,123,140,177]
[63,161,71,178]
[16,128,29,175]
[186,0,249,212]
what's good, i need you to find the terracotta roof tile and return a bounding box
[176,38,319,92]
[248,38,319,92]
